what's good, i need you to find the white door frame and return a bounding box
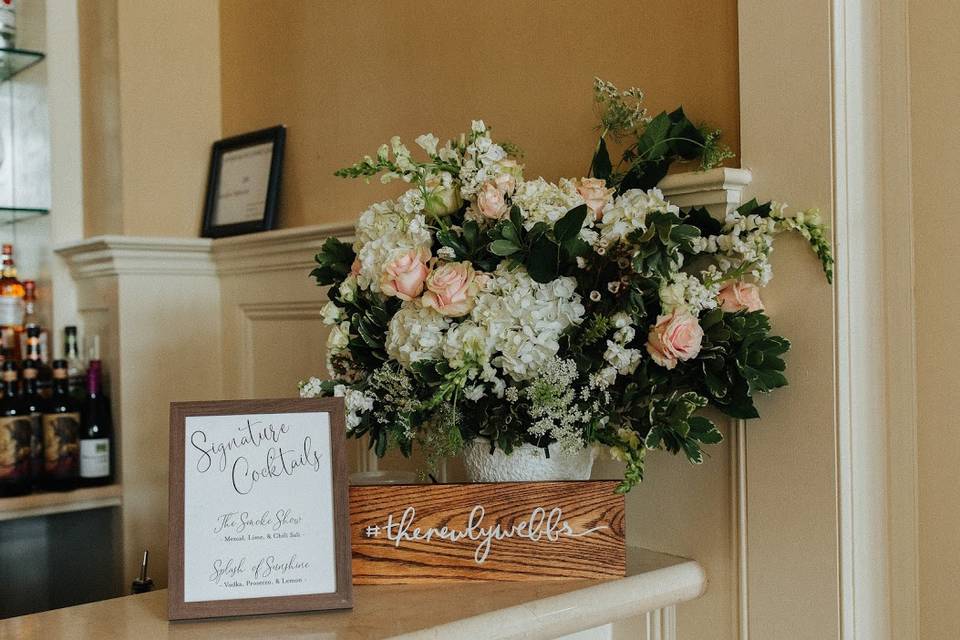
[739,1,917,638]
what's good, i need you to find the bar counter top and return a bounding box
[0,547,704,640]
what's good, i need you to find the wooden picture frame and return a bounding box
[167,398,352,620]
[201,125,285,238]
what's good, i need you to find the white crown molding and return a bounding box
[56,170,748,280]
[55,235,215,279]
[212,222,354,276]
[659,167,753,209]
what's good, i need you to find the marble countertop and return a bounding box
[0,547,705,640]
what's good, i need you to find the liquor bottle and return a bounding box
[0,244,24,361]
[79,360,113,486]
[23,322,51,398]
[0,361,32,496]
[64,326,85,398]
[18,280,48,364]
[21,354,44,487]
[41,359,80,491]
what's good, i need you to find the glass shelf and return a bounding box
[0,206,49,224]
[0,47,45,83]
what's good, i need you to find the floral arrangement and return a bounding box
[301,79,832,492]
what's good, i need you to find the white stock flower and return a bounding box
[332,384,374,432]
[603,340,642,375]
[385,302,451,367]
[298,376,325,398]
[321,301,342,326]
[327,321,351,353]
[415,133,439,156]
[599,188,679,245]
[459,128,508,199]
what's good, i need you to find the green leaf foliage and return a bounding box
[618,107,707,193]
[590,137,613,181]
[310,237,355,286]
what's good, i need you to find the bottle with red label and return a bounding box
[41,359,80,491]
[0,360,32,496]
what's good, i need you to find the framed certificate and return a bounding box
[201,126,285,238]
[167,398,352,620]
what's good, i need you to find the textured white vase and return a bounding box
[462,438,597,482]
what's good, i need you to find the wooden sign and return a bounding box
[167,398,352,620]
[350,481,625,584]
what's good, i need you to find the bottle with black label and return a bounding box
[21,356,44,487]
[42,359,80,491]
[79,360,113,486]
[0,361,32,496]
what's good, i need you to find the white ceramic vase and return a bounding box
[462,438,597,482]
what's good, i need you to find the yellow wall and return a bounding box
[219,0,740,229]
[910,1,960,636]
[79,0,221,238]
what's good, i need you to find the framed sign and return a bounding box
[201,125,285,238]
[350,481,625,583]
[167,398,352,620]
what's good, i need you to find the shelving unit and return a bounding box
[0,47,45,83]
[0,45,49,220]
[0,485,123,522]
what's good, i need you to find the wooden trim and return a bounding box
[879,0,920,636]
[0,484,122,522]
[166,397,352,620]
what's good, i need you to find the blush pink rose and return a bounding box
[476,181,509,220]
[495,159,521,194]
[645,311,704,370]
[421,261,478,317]
[350,258,362,277]
[717,281,764,312]
[380,247,431,301]
[576,177,616,220]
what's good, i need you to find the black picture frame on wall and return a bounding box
[201,125,285,238]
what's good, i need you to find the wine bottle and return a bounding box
[24,323,51,399]
[41,359,80,491]
[0,361,31,496]
[21,354,44,487]
[79,360,113,486]
[64,326,85,399]
[0,244,25,361]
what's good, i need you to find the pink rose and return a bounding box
[421,261,478,317]
[717,281,764,313]
[645,311,704,370]
[380,247,431,301]
[476,181,509,220]
[350,258,362,277]
[576,177,615,220]
[495,159,521,194]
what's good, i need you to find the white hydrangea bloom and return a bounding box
[385,302,452,367]
[598,188,679,245]
[511,178,584,228]
[469,267,585,381]
[353,202,432,293]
